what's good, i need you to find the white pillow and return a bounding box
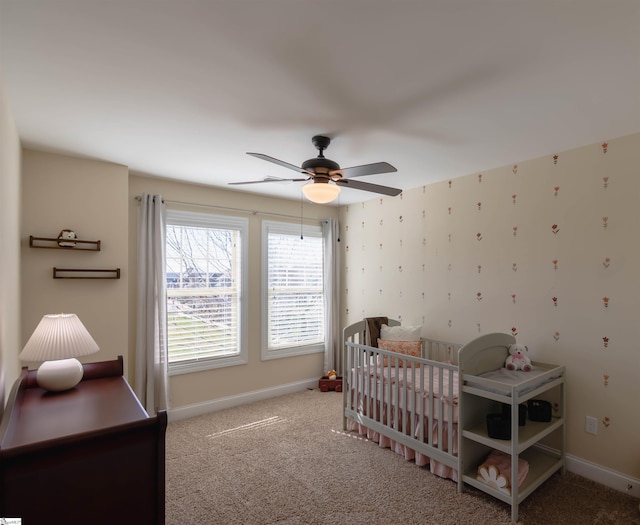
[380,324,422,341]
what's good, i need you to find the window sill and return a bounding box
[261,343,324,361]
[168,354,248,375]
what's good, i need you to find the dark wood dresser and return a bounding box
[0,356,166,524]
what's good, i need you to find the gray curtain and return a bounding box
[322,218,341,374]
[135,194,169,414]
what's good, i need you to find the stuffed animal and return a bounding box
[505,344,532,372]
[57,229,77,248]
[326,370,337,380]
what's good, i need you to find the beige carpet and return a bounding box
[166,388,639,524]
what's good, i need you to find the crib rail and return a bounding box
[342,340,459,471]
[424,338,462,365]
[341,319,462,365]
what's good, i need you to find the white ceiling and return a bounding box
[1,1,639,205]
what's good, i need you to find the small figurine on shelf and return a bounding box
[57,229,78,248]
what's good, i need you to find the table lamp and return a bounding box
[20,313,100,392]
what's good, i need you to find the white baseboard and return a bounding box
[168,377,319,422]
[169,383,639,500]
[565,452,640,499]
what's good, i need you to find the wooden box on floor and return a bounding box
[0,356,166,525]
[319,376,342,392]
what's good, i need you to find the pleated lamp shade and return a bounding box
[20,313,99,361]
[20,313,99,391]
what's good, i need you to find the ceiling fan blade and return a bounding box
[247,152,313,175]
[336,162,397,178]
[229,176,308,185]
[336,178,402,196]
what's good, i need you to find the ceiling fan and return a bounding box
[230,135,402,203]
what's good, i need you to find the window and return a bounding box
[165,210,248,374]
[262,221,325,360]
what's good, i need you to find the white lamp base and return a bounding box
[37,358,84,392]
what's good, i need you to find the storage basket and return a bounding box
[486,404,527,439]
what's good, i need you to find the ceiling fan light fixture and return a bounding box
[239,135,401,200]
[302,181,341,204]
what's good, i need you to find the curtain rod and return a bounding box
[134,195,323,223]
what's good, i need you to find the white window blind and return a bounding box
[262,221,324,359]
[166,210,248,373]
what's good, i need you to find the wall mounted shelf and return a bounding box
[53,268,120,279]
[30,235,101,251]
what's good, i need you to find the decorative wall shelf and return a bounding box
[53,268,120,279]
[30,235,101,251]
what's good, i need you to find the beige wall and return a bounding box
[21,150,129,371]
[0,73,21,409]
[341,132,640,478]
[16,148,338,411]
[129,174,339,408]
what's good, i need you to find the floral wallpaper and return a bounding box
[340,132,640,477]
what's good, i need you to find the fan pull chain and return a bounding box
[300,194,304,240]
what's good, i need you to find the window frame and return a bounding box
[165,209,248,375]
[261,220,325,361]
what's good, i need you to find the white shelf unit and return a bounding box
[457,334,566,523]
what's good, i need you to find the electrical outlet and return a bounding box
[586,416,598,435]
